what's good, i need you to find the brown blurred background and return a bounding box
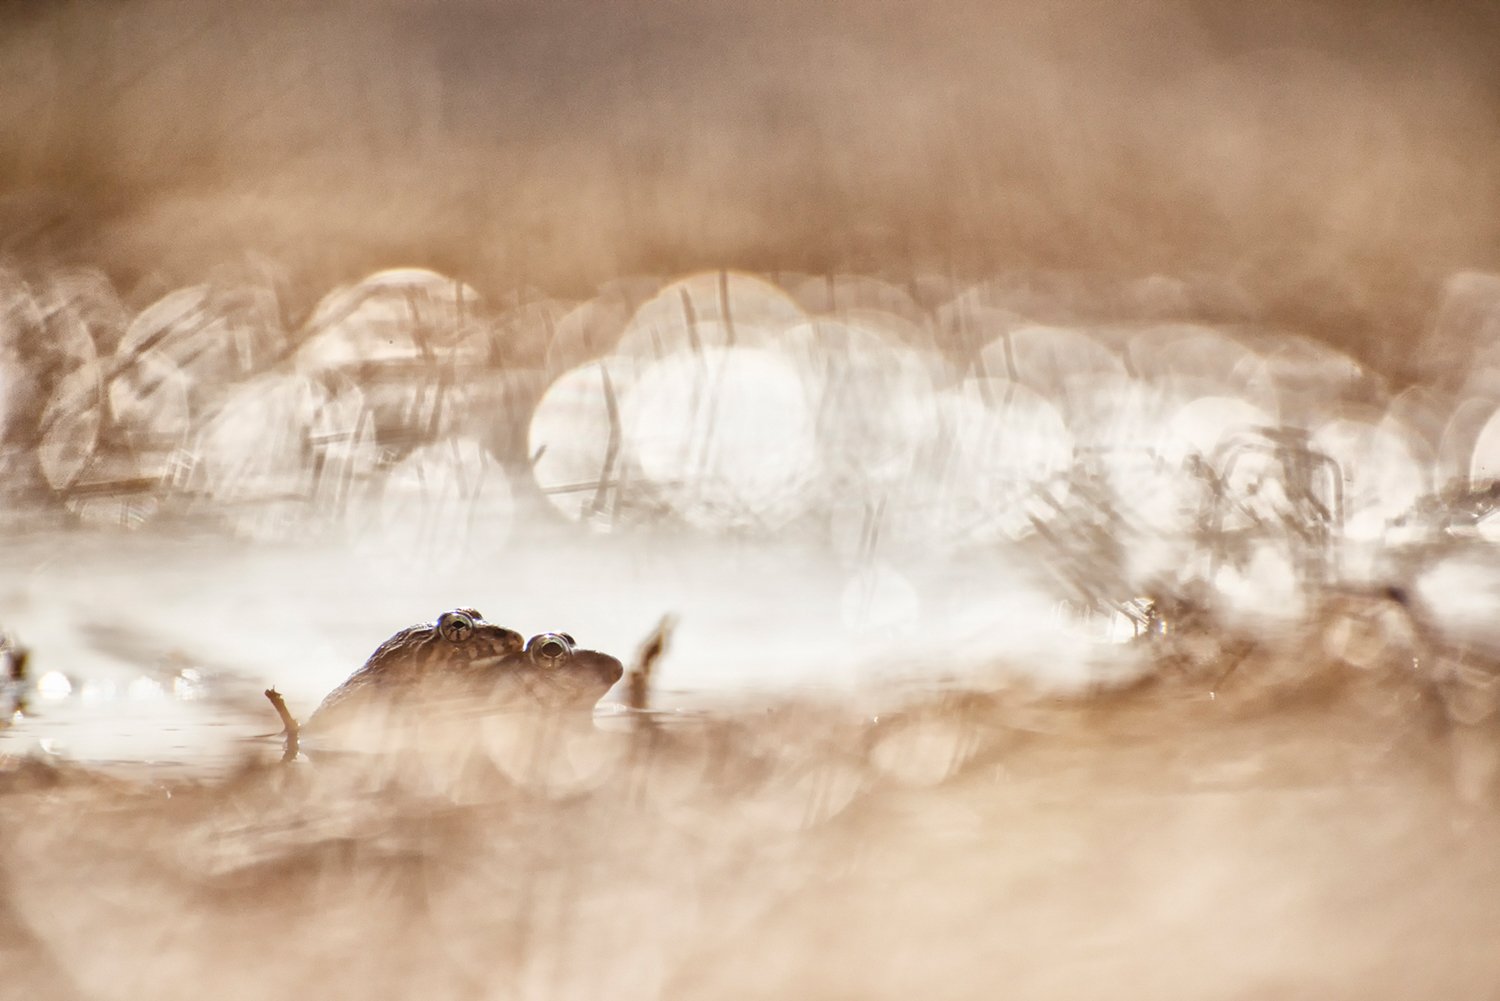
[2,0,1498,378]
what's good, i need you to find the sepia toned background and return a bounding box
[2,0,1499,380]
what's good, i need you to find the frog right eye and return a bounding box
[438,610,475,643]
[527,633,575,667]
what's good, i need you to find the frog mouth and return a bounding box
[468,653,524,671]
[460,647,624,705]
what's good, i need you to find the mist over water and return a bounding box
[4,2,1500,998]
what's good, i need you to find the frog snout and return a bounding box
[587,651,625,690]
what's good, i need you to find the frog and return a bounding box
[297,608,624,745]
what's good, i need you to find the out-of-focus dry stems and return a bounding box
[2,0,1497,380]
[4,633,1500,999]
[263,688,298,763]
[1,633,30,722]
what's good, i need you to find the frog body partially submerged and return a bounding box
[303,609,624,740]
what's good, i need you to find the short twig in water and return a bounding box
[263,688,300,763]
[626,614,676,714]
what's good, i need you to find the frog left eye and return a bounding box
[527,633,575,667]
[438,610,475,643]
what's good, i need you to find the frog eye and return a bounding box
[437,610,475,643]
[527,632,575,667]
